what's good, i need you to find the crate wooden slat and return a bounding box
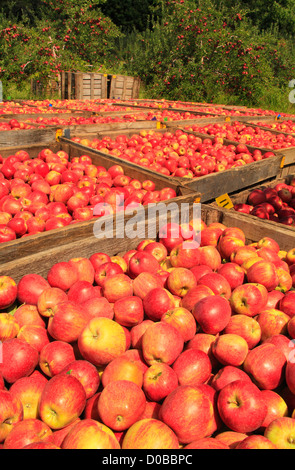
[0,127,60,148]
[109,75,141,100]
[64,126,294,202]
[1,203,295,282]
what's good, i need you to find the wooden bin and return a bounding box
[61,72,141,101]
[0,139,199,280]
[109,75,141,100]
[2,202,295,283]
[63,125,294,203]
[61,72,109,100]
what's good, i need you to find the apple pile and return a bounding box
[234,178,295,226]
[185,122,295,150]
[72,129,276,179]
[0,148,177,243]
[248,120,295,135]
[0,119,41,131]
[2,219,295,449]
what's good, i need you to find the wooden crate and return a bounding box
[0,126,60,148]
[0,140,199,279]
[109,75,141,100]
[2,203,295,282]
[63,126,294,203]
[61,72,108,100]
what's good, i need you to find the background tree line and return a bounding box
[0,0,294,111]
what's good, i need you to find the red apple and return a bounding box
[78,317,126,367]
[243,343,286,390]
[142,363,178,402]
[128,251,160,278]
[246,260,279,291]
[217,263,245,290]
[59,360,100,400]
[81,296,114,320]
[102,273,133,303]
[39,340,76,377]
[0,338,39,384]
[264,417,295,449]
[113,295,144,327]
[130,319,154,349]
[142,287,175,321]
[180,284,214,312]
[3,418,52,449]
[47,300,90,343]
[97,379,146,431]
[17,324,50,353]
[217,379,267,433]
[211,365,252,391]
[0,390,23,442]
[159,385,214,444]
[61,418,120,449]
[166,267,197,297]
[122,418,179,449]
[192,295,232,334]
[257,308,290,341]
[17,273,50,305]
[172,348,212,387]
[212,333,249,367]
[13,304,45,328]
[224,314,261,349]
[161,306,197,342]
[141,321,184,366]
[132,272,162,299]
[39,373,86,430]
[101,356,144,389]
[170,240,200,268]
[229,282,268,317]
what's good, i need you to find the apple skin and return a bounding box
[172,348,212,387]
[14,304,46,328]
[39,340,76,377]
[243,343,286,390]
[161,306,197,342]
[197,272,232,299]
[130,319,154,349]
[3,418,52,449]
[217,379,268,433]
[0,276,17,309]
[224,314,261,349]
[235,435,278,449]
[217,262,245,290]
[184,437,230,449]
[17,273,50,305]
[17,324,50,353]
[81,296,114,320]
[128,251,160,278]
[132,272,163,299]
[9,372,48,420]
[256,308,290,341]
[141,321,184,366]
[47,300,90,343]
[61,418,120,449]
[214,431,249,449]
[142,363,178,402]
[77,317,126,367]
[197,245,222,271]
[279,291,295,317]
[0,338,39,384]
[264,417,295,449]
[158,385,214,445]
[229,282,268,317]
[39,373,87,430]
[212,333,249,367]
[246,260,279,291]
[47,261,79,292]
[259,390,288,431]
[142,287,175,321]
[192,295,232,335]
[68,257,95,284]
[170,240,200,268]
[211,365,252,391]
[0,390,23,442]
[113,295,144,327]
[180,284,214,312]
[0,313,20,342]
[59,360,100,400]
[122,418,179,449]
[97,379,146,432]
[37,287,68,317]
[102,273,133,303]
[101,356,144,389]
[264,334,292,361]
[166,267,197,297]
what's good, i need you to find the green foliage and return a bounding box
[0,0,294,113]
